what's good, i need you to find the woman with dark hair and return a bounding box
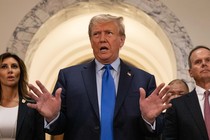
[0,52,45,140]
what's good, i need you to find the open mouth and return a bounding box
[7,76,15,80]
[100,46,108,51]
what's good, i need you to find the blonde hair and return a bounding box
[88,14,126,38]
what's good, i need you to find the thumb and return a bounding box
[139,87,146,102]
[55,88,62,101]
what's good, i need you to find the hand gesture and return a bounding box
[139,83,172,124]
[27,80,62,122]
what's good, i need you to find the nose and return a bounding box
[7,66,13,73]
[201,60,208,67]
[99,33,106,42]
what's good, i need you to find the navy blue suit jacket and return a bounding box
[47,59,164,140]
[163,89,209,140]
[16,96,45,140]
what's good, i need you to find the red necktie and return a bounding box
[204,90,210,139]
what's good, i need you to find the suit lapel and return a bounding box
[81,61,134,120]
[185,90,209,139]
[16,97,27,138]
[81,61,100,119]
[114,61,133,118]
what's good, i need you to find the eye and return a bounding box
[11,63,19,69]
[194,60,202,65]
[106,31,113,36]
[0,64,8,69]
[92,31,100,37]
[206,58,210,62]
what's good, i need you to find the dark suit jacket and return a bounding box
[162,89,209,140]
[16,96,45,140]
[47,59,164,140]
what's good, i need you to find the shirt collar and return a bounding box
[195,85,210,99]
[95,58,120,72]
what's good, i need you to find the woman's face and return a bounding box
[0,57,20,88]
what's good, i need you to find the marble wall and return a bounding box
[6,0,194,88]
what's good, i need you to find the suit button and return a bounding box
[92,126,100,134]
[94,126,100,131]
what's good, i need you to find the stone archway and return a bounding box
[5,0,195,140]
[6,0,194,89]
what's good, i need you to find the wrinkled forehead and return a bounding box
[92,22,119,31]
[191,48,210,59]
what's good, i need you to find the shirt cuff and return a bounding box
[142,116,156,131]
[44,112,60,129]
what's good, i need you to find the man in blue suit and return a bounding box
[27,14,172,140]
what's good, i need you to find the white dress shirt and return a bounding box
[195,85,210,118]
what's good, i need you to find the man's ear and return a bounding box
[119,36,125,48]
[188,69,193,77]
